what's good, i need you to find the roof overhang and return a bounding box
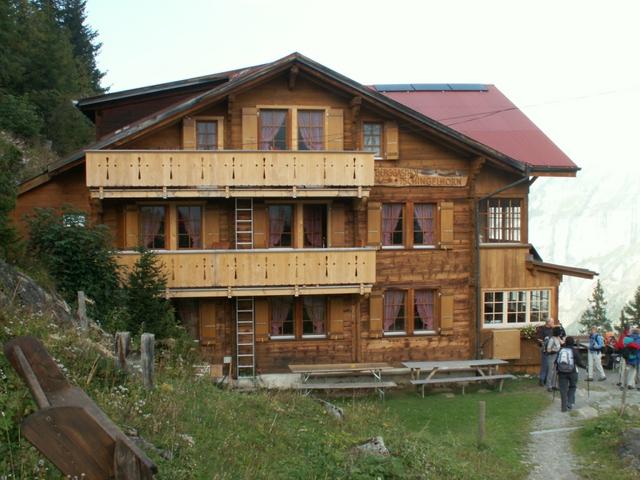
[526,260,597,279]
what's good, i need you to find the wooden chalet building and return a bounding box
[14,53,596,376]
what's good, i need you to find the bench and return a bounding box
[411,374,516,397]
[293,381,397,400]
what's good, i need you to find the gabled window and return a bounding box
[259,109,288,150]
[479,198,522,243]
[363,122,383,157]
[139,206,166,249]
[297,110,324,150]
[196,121,217,150]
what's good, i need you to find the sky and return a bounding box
[85,0,640,324]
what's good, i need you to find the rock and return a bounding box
[618,428,640,471]
[128,433,173,460]
[574,406,598,419]
[317,398,344,421]
[354,436,389,457]
[0,259,74,324]
[442,393,455,398]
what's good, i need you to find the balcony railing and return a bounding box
[86,150,374,197]
[116,248,376,293]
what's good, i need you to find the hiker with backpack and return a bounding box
[537,319,554,386]
[615,325,630,387]
[555,336,586,412]
[587,326,606,382]
[621,327,640,390]
[545,326,564,392]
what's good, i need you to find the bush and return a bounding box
[26,206,123,327]
[0,92,43,139]
[0,139,22,260]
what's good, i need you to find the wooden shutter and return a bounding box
[440,294,454,335]
[384,121,399,159]
[439,201,454,247]
[204,205,220,248]
[327,108,344,150]
[254,298,269,342]
[199,300,216,344]
[328,297,344,339]
[124,205,138,249]
[369,294,383,338]
[253,203,267,248]
[242,107,258,150]
[330,202,346,247]
[182,117,196,149]
[367,201,381,246]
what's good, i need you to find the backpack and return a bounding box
[590,334,603,351]
[621,346,637,362]
[556,348,575,373]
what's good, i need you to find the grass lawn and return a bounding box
[572,410,640,480]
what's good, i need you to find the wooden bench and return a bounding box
[411,374,516,397]
[293,381,397,400]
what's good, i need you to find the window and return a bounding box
[363,122,382,157]
[413,203,435,246]
[303,204,326,248]
[271,297,295,337]
[382,204,404,247]
[384,290,406,333]
[270,296,327,338]
[483,289,551,327]
[414,290,436,332]
[259,109,288,150]
[298,110,324,150]
[177,206,202,248]
[302,297,326,335]
[268,205,293,247]
[196,121,217,150]
[139,206,166,249]
[479,198,522,243]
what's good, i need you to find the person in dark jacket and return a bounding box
[556,336,586,412]
[537,319,554,386]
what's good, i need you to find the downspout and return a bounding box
[474,167,532,359]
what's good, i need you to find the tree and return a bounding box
[124,249,177,339]
[26,207,122,324]
[620,285,640,327]
[578,280,612,332]
[0,138,21,259]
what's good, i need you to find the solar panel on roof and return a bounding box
[447,84,488,91]
[374,84,414,92]
[411,84,452,91]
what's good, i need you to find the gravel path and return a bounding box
[525,372,640,480]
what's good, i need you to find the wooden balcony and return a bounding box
[86,150,374,198]
[116,248,376,297]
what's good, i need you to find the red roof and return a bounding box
[381,86,576,170]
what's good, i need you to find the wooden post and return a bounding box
[620,372,628,416]
[478,401,486,447]
[114,332,130,370]
[141,333,155,390]
[77,291,88,331]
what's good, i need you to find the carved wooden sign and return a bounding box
[375,167,468,187]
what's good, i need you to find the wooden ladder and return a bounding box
[235,198,253,249]
[235,297,256,378]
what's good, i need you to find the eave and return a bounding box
[526,260,597,279]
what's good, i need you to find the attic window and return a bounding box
[363,122,382,157]
[196,121,217,150]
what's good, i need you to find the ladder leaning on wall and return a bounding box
[235,297,256,378]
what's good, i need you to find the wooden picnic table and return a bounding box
[401,359,513,397]
[289,362,396,400]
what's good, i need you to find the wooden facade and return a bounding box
[14,54,594,375]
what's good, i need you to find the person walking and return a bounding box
[616,325,630,387]
[537,319,554,386]
[587,326,606,382]
[622,327,640,390]
[556,336,586,412]
[545,326,564,392]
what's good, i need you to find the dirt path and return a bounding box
[525,372,639,480]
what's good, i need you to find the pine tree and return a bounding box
[620,285,640,326]
[0,139,21,259]
[125,249,177,338]
[578,280,612,332]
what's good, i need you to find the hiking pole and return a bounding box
[552,366,557,402]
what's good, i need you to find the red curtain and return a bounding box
[382,204,402,245]
[415,290,434,330]
[384,291,405,331]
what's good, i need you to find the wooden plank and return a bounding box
[384,121,399,159]
[439,201,454,246]
[293,381,397,389]
[199,300,216,343]
[254,297,269,342]
[410,374,515,385]
[182,117,196,149]
[289,362,392,373]
[241,108,258,149]
[440,294,454,335]
[369,294,383,338]
[367,201,381,246]
[328,297,344,339]
[327,108,344,150]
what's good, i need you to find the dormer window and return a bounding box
[259,109,288,150]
